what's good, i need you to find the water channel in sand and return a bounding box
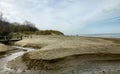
[0,46,35,73]
[0,46,120,74]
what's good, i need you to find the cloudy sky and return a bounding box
[0,0,120,35]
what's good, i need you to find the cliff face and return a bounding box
[8,36,120,74]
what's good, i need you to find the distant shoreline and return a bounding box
[79,33,120,38]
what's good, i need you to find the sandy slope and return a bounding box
[0,43,13,54]
[15,35,120,60]
[8,35,120,74]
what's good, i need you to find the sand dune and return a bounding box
[8,35,120,74]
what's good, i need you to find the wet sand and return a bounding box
[0,46,35,74]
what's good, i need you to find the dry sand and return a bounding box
[0,43,14,57]
[0,43,12,52]
[8,35,120,74]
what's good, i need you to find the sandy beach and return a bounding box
[4,35,119,74]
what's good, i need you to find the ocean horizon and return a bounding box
[80,33,120,38]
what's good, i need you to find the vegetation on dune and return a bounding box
[0,20,38,36]
[0,12,64,37]
[10,30,64,36]
[35,30,64,35]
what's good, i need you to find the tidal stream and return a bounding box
[0,46,35,73]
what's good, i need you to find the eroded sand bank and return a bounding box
[0,43,15,57]
[7,35,120,74]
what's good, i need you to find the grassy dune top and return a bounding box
[15,35,120,60]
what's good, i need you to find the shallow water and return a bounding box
[81,33,120,38]
[0,46,35,73]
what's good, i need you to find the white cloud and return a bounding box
[0,0,120,35]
